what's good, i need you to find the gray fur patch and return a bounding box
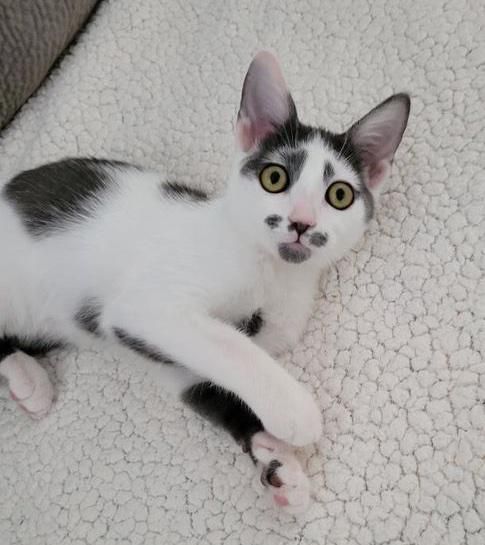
[3,158,127,237]
[240,115,363,180]
[278,243,311,264]
[237,310,264,337]
[280,149,307,185]
[264,214,283,229]
[323,161,335,181]
[161,182,209,203]
[241,146,307,188]
[309,232,328,247]
[75,298,103,336]
[113,327,174,364]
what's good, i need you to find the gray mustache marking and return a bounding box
[309,232,328,247]
[265,215,283,229]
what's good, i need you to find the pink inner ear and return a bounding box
[236,117,276,152]
[366,159,391,189]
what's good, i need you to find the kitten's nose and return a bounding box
[289,201,316,229]
[290,222,311,236]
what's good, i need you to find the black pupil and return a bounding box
[270,171,280,184]
[336,187,346,201]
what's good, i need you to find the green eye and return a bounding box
[259,164,289,193]
[325,181,355,210]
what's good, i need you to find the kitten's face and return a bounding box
[230,124,372,267]
[227,52,410,268]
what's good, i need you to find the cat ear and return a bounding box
[348,93,410,190]
[236,51,297,151]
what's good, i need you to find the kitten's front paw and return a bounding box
[251,432,311,514]
[262,383,322,447]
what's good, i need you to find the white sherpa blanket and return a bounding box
[1,1,484,544]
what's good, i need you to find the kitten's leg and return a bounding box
[183,381,310,513]
[110,311,322,446]
[0,351,54,418]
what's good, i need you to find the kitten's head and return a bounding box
[226,51,410,268]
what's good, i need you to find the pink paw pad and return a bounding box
[251,431,311,514]
[273,494,290,507]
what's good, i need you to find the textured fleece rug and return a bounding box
[0,1,484,544]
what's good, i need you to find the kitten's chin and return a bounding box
[278,242,312,264]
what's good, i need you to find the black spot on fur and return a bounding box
[75,298,103,336]
[113,327,174,364]
[323,161,335,181]
[182,381,264,454]
[309,231,328,247]
[3,158,132,237]
[0,336,63,361]
[162,182,209,203]
[237,310,264,337]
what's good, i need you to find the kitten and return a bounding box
[0,52,410,512]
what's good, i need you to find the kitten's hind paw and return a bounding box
[251,431,311,514]
[2,352,54,419]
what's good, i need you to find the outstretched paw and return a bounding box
[251,431,310,514]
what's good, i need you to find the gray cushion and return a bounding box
[0,0,99,129]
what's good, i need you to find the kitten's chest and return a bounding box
[211,258,282,323]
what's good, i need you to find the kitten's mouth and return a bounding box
[278,242,311,264]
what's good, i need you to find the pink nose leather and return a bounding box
[289,201,316,227]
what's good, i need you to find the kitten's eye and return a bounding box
[325,181,355,210]
[259,164,289,193]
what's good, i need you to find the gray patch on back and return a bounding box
[3,158,128,237]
